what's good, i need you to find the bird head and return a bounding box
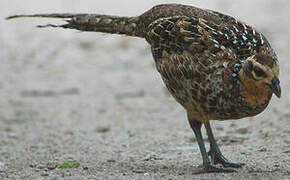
[239,54,281,98]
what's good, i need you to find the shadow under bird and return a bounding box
[7,3,281,173]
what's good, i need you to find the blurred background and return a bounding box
[0,0,289,179]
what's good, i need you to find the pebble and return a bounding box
[41,172,49,177]
[241,152,252,155]
[29,164,37,168]
[237,127,249,134]
[258,147,267,152]
[220,136,248,145]
[107,159,116,163]
[230,123,237,127]
[273,161,280,167]
[143,173,149,176]
[133,169,145,173]
[95,126,111,133]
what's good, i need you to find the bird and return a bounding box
[7,3,281,173]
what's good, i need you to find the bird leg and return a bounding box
[188,119,236,173]
[204,122,244,168]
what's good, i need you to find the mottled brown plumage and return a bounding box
[7,3,281,173]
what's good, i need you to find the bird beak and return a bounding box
[268,76,281,98]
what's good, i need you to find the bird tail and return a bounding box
[6,13,145,38]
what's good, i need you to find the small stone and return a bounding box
[107,159,116,163]
[161,164,169,169]
[230,123,237,127]
[47,163,56,170]
[95,126,110,133]
[241,151,252,155]
[133,169,145,173]
[220,136,248,144]
[258,147,267,152]
[37,165,46,169]
[237,127,248,134]
[273,162,280,167]
[41,172,49,177]
[29,164,37,168]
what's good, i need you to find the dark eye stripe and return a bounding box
[253,66,266,77]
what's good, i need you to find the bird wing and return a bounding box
[145,14,270,64]
[146,16,208,60]
[145,15,237,79]
[145,16,240,109]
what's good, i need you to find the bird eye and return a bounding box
[253,66,266,77]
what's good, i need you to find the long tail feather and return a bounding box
[6,13,85,19]
[6,13,145,38]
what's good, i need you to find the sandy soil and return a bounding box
[1,0,289,179]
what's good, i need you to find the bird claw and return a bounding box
[208,150,244,168]
[193,163,236,174]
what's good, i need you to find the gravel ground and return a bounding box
[1,0,290,179]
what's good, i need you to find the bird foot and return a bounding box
[193,163,236,174]
[208,150,244,168]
